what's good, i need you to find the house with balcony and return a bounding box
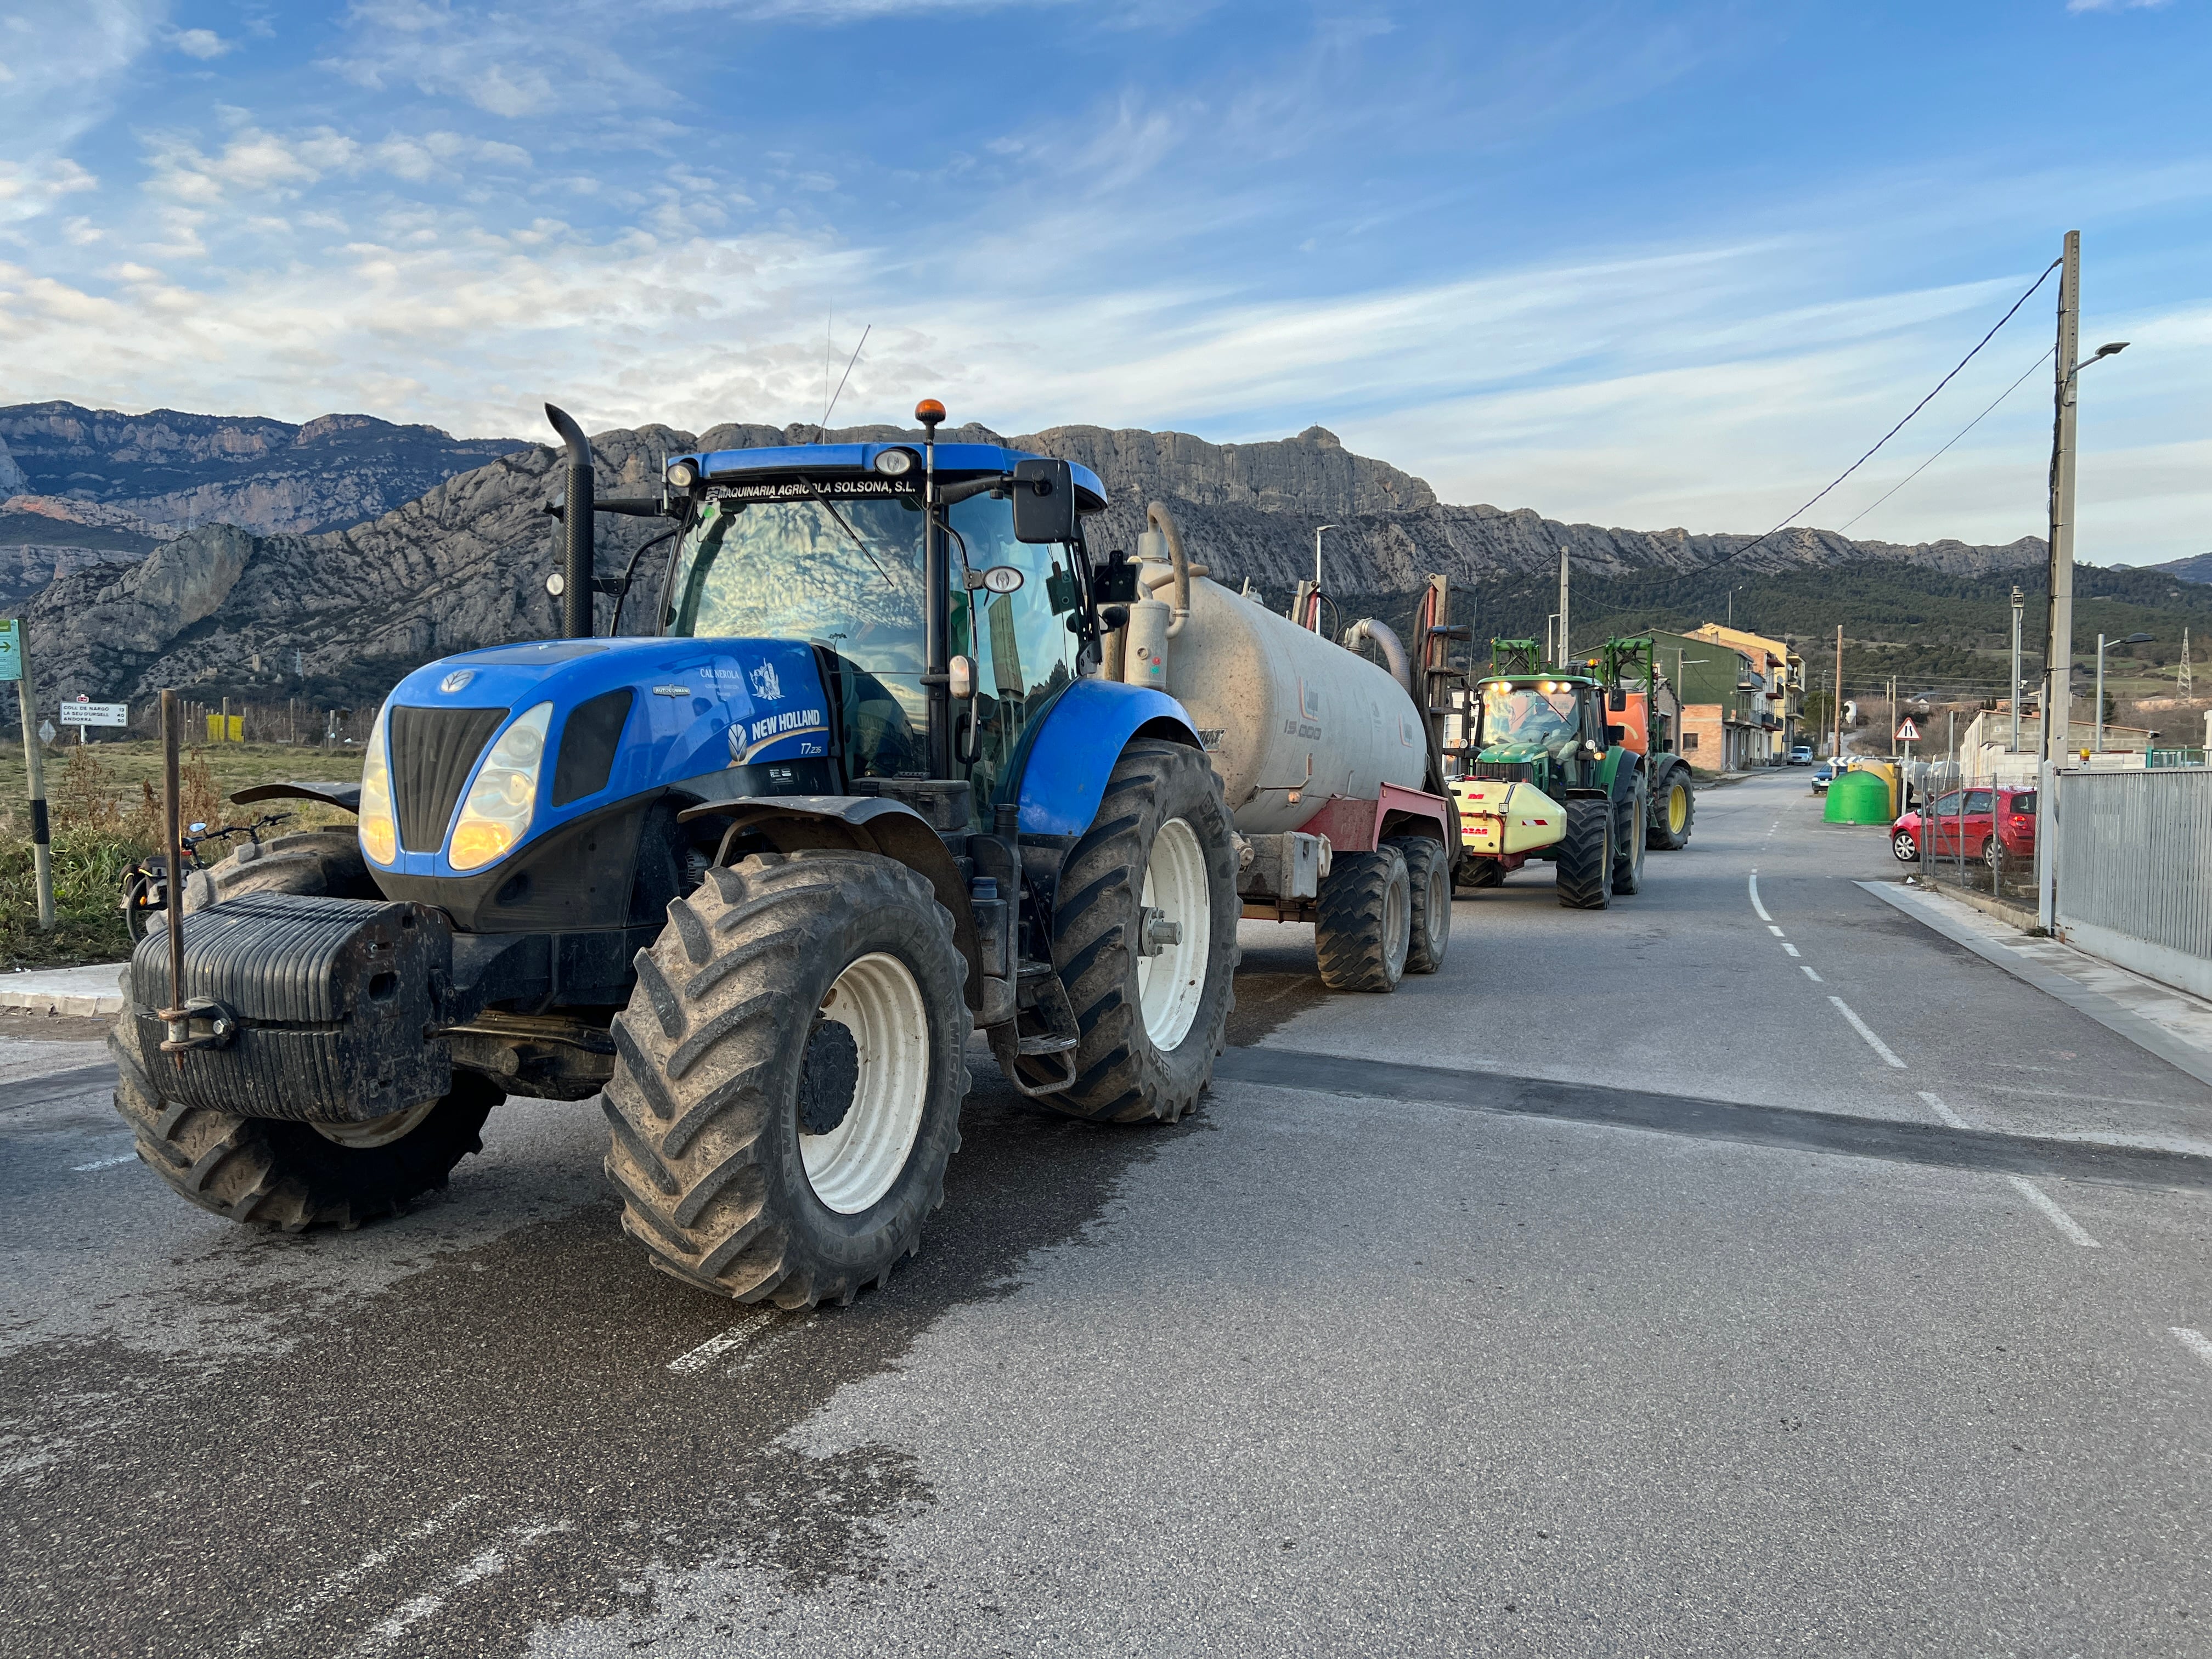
[1688,624,1803,761]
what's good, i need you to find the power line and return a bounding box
[1838,346,2056,534]
[1716,257,2064,567]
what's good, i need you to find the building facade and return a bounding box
[1687,624,1803,761]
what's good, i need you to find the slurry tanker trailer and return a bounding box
[114,399,1457,1308]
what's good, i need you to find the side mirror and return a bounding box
[1093,552,1139,605]
[1605,724,1625,744]
[1012,458,1077,544]
[1609,689,1626,712]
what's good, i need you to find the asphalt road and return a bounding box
[5,769,2210,1656]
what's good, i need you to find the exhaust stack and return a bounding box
[546,404,594,640]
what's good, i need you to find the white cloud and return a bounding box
[2067,0,2170,10]
[169,26,234,58]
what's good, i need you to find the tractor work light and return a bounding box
[450,702,554,872]
[358,707,398,866]
[872,448,915,477]
[665,460,697,489]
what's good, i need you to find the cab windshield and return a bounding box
[665,482,1083,800]
[1480,682,1582,744]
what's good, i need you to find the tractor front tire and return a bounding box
[1023,740,1240,1125]
[1646,761,1696,851]
[111,1013,496,1230]
[1612,780,1648,896]
[1387,836,1452,974]
[182,829,380,912]
[1555,798,1613,910]
[605,850,970,1307]
[1317,844,1412,992]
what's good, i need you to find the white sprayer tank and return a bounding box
[1122,561,1430,835]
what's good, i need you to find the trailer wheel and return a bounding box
[1646,761,1695,851]
[1555,797,1613,910]
[1316,844,1411,992]
[1611,777,1648,896]
[1387,836,1452,974]
[182,830,381,912]
[110,1014,496,1231]
[1023,740,1239,1125]
[605,849,969,1307]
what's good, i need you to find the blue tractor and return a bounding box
[115,400,1241,1308]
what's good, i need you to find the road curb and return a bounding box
[0,966,127,1018]
[1857,881,2212,1094]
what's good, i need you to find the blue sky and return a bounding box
[1,0,2207,562]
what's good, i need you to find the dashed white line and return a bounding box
[2006,1177,2100,1247]
[668,1323,764,1374]
[71,1153,137,1172]
[2173,1328,2212,1371]
[1748,873,1772,922]
[1829,996,1906,1068]
[238,1493,486,1650]
[1915,1090,1968,1129]
[1768,925,1786,938]
[1801,965,1823,981]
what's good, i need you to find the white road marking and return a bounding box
[2173,1328,2212,1371]
[1801,966,1823,981]
[1768,924,1785,938]
[239,1493,486,1650]
[1830,996,1906,1068]
[2005,1177,2100,1247]
[1748,873,1771,921]
[71,1153,137,1171]
[668,1323,764,1373]
[1916,1090,1968,1128]
[348,1521,569,1657]
[1781,943,1801,957]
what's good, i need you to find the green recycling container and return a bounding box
[1823,769,1893,825]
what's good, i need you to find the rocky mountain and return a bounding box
[0,402,529,536]
[2151,550,2212,585]
[0,496,171,611]
[10,410,2051,712]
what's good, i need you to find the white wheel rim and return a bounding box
[1137,816,1211,1052]
[802,951,930,1215]
[313,1097,438,1149]
[1386,863,1409,968]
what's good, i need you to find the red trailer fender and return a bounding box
[1295,782,1453,852]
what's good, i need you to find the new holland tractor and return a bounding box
[1445,636,1694,907]
[113,400,1454,1308]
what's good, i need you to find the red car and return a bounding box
[1892,785,2038,867]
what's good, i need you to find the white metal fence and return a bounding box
[2055,768,2212,998]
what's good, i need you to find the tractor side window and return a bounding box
[946,499,1081,820]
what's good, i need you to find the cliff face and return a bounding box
[12,410,2047,708]
[0,403,529,535]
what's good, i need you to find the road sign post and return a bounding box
[1,618,55,930]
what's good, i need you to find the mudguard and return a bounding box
[1008,680,1200,838]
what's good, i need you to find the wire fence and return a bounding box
[1907,759,2039,909]
[2053,767,2212,997]
[30,699,377,752]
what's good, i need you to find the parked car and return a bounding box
[1890,785,2038,866]
[1788,746,1814,766]
[1811,760,1836,793]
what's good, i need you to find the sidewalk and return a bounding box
[1861,879,2212,1092]
[0,962,128,1017]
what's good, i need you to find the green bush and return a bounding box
[1,825,153,970]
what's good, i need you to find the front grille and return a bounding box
[1468,760,1535,783]
[390,704,508,853]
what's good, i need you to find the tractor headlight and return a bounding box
[359,705,398,866]
[449,702,552,872]
[666,459,697,489]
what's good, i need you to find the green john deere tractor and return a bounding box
[1446,636,1692,909]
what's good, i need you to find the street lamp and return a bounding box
[2070,341,2130,380]
[2009,585,2025,753]
[2093,630,2155,753]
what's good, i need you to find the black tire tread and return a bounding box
[1555,798,1612,910]
[182,828,381,913]
[1316,845,1409,992]
[1386,836,1451,974]
[1646,761,1696,851]
[604,849,969,1307]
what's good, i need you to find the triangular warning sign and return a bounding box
[1895,718,1920,742]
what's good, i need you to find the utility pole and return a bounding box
[2009,585,2024,753]
[1556,547,1571,668]
[2094,632,2107,753]
[1833,624,1844,759]
[2181,627,2193,703]
[2039,229,2083,932]
[5,622,55,929]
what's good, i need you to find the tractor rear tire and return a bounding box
[1021,740,1240,1125]
[1317,844,1411,992]
[182,830,380,912]
[110,1014,497,1231]
[1387,836,1452,974]
[1555,798,1613,910]
[1646,761,1695,851]
[605,850,970,1307]
[1611,780,1648,896]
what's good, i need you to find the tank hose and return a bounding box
[1344,617,1414,697]
[1144,501,1193,639]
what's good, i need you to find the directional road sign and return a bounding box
[0,619,20,683]
[59,701,128,727]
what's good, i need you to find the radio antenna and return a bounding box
[815,324,871,441]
